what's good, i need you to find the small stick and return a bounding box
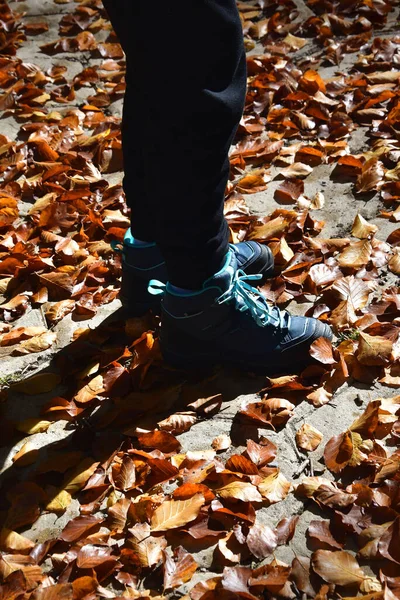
[293,458,309,478]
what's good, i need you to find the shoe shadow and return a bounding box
[0,305,266,532]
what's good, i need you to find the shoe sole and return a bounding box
[160,320,333,375]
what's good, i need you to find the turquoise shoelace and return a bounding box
[216,269,289,329]
[149,269,289,330]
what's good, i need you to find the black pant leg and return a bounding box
[102,0,246,288]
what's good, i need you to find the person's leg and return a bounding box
[102,0,246,288]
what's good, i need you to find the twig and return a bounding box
[293,458,309,478]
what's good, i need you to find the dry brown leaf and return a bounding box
[0,326,47,347]
[11,373,61,395]
[388,248,400,274]
[356,158,384,193]
[351,214,378,239]
[247,522,278,559]
[163,547,198,590]
[324,430,373,473]
[296,424,323,452]
[311,549,367,587]
[74,375,105,404]
[357,333,393,366]
[217,482,262,503]
[0,528,35,554]
[338,240,372,268]
[45,300,75,324]
[13,331,57,355]
[280,163,313,178]
[150,494,204,532]
[258,470,291,504]
[128,523,167,568]
[211,433,231,452]
[158,412,197,434]
[12,442,39,467]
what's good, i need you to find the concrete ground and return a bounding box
[0,0,400,595]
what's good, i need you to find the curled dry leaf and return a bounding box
[351,214,378,239]
[128,523,166,568]
[356,158,385,193]
[212,433,231,452]
[0,528,35,554]
[0,326,47,347]
[296,424,323,452]
[45,299,75,324]
[12,442,39,467]
[279,163,313,178]
[258,470,291,504]
[158,412,197,434]
[163,547,198,591]
[13,331,57,355]
[356,333,393,366]
[309,337,337,365]
[324,430,373,473]
[46,490,72,514]
[388,248,400,274]
[338,240,372,269]
[247,522,278,559]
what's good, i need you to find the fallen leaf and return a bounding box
[351,214,378,238]
[212,434,231,452]
[12,442,39,467]
[217,482,262,503]
[296,424,323,452]
[150,494,204,532]
[16,419,51,435]
[258,470,291,504]
[312,549,367,587]
[163,547,198,590]
[13,331,57,355]
[11,373,61,395]
[247,522,278,559]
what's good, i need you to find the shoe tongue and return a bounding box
[203,250,237,294]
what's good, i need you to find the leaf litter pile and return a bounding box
[1,0,400,598]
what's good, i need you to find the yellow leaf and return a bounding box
[46,490,72,513]
[150,494,204,532]
[11,372,61,395]
[0,528,34,553]
[351,214,378,239]
[338,240,372,268]
[16,419,52,435]
[12,442,39,467]
[216,481,262,502]
[63,457,99,494]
